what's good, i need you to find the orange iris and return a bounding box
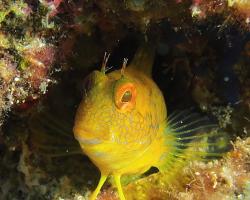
[114,83,137,112]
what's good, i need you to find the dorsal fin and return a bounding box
[128,43,155,77]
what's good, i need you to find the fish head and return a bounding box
[73,67,166,147]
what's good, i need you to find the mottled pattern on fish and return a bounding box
[73,48,226,200]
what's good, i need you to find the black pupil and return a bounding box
[121,90,132,102]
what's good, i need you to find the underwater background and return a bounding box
[0,0,250,200]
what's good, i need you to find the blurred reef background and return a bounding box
[0,0,250,200]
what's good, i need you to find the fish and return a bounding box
[73,44,228,200]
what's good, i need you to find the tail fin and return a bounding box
[157,109,230,174]
[128,42,155,77]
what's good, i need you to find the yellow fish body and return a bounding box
[73,47,225,200]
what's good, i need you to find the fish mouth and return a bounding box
[74,128,102,145]
[76,136,102,145]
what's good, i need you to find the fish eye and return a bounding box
[83,75,93,92]
[121,90,132,102]
[114,82,136,112]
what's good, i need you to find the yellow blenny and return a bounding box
[73,45,226,200]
